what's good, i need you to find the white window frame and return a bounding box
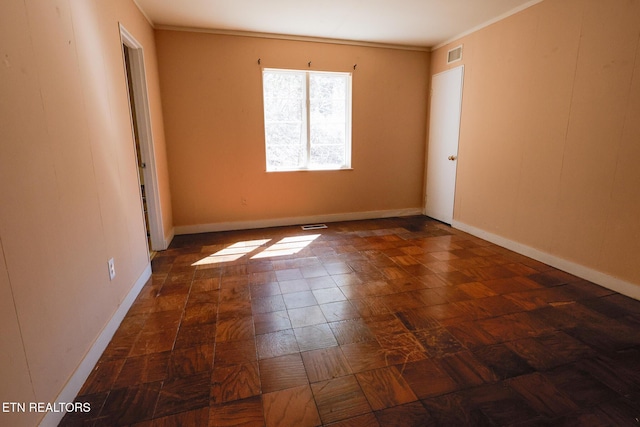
[262,68,352,172]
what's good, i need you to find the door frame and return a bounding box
[424,65,464,224]
[119,24,166,251]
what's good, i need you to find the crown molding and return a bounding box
[154,25,431,52]
[432,0,544,51]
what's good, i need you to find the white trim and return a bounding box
[131,0,155,28]
[174,208,423,235]
[39,264,152,427]
[154,25,430,52]
[119,24,168,251]
[263,68,353,172]
[432,0,545,51]
[451,220,640,301]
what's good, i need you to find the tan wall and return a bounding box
[431,0,640,286]
[0,0,171,424]
[155,31,430,230]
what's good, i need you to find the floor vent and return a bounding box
[301,224,328,230]
[447,45,463,64]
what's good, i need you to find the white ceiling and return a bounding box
[135,0,541,48]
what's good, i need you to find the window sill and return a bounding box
[266,167,354,173]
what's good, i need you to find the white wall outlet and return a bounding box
[108,258,116,281]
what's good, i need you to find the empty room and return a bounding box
[1,0,639,426]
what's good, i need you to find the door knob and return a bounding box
[447,155,457,161]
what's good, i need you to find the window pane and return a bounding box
[310,73,346,102]
[310,121,346,166]
[264,98,303,123]
[310,123,346,145]
[310,99,346,124]
[309,73,348,167]
[263,72,304,99]
[263,71,306,170]
[265,123,304,145]
[266,144,305,169]
[310,143,345,166]
[265,122,305,168]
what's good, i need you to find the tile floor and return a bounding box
[61,216,640,426]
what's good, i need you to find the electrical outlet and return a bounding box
[108,258,116,281]
[241,197,247,205]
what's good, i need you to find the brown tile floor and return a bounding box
[61,216,640,426]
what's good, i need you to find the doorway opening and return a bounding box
[120,24,166,257]
[123,46,153,257]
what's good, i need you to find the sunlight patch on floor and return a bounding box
[192,239,271,265]
[251,234,321,259]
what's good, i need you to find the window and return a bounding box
[262,68,352,171]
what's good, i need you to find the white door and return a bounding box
[425,66,464,224]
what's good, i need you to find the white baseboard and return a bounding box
[174,208,424,235]
[39,263,152,427]
[451,220,640,301]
